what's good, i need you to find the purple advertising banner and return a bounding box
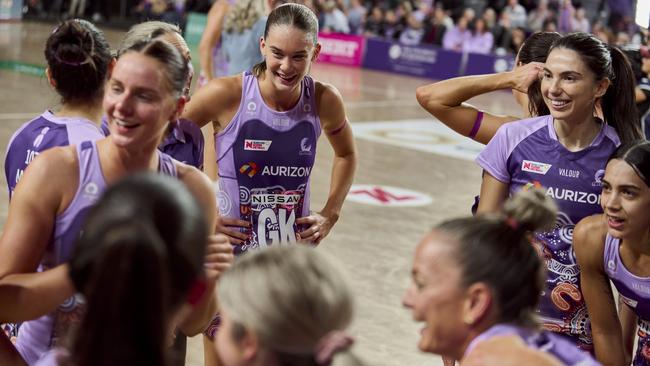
[362,38,462,79]
[464,52,515,75]
[317,32,365,67]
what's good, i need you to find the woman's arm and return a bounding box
[476,172,509,213]
[182,75,242,129]
[574,215,627,366]
[199,0,230,81]
[618,296,637,365]
[0,331,26,366]
[177,164,234,336]
[297,82,357,244]
[0,148,77,321]
[415,62,543,145]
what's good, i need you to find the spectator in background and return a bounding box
[465,18,493,54]
[492,11,512,52]
[482,7,497,31]
[364,5,384,37]
[347,0,366,34]
[527,0,551,32]
[322,0,350,33]
[442,16,470,52]
[508,26,526,54]
[572,7,590,33]
[592,21,613,44]
[542,17,557,32]
[422,5,451,46]
[461,7,476,24]
[383,9,403,41]
[557,0,573,33]
[399,13,425,45]
[503,0,527,28]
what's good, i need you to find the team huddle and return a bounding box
[0,2,649,366]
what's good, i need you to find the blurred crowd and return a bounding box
[23,0,647,55]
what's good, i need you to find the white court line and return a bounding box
[351,119,484,161]
[0,113,40,120]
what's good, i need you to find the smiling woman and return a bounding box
[475,32,642,351]
[403,189,598,365]
[0,38,232,364]
[181,4,357,363]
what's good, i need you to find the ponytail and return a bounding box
[68,222,171,366]
[601,46,642,145]
[65,173,208,366]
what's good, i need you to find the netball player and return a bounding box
[403,189,598,365]
[4,19,111,199]
[476,32,642,350]
[215,246,365,366]
[0,39,232,364]
[575,140,650,365]
[183,3,356,250]
[33,174,209,366]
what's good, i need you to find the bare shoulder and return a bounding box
[175,162,213,196]
[14,145,78,211]
[573,214,608,263]
[315,81,346,131]
[183,74,243,127]
[315,80,343,103]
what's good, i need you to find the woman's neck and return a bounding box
[553,114,601,152]
[55,99,104,126]
[97,138,160,185]
[258,74,302,112]
[622,230,650,258]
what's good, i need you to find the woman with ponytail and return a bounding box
[575,140,650,365]
[215,245,365,366]
[476,32,642,350]
[4,19,112,199]
[33,173,209,366]
[403,189,598,365]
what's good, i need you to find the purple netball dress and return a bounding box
[15,141,177,365]
[101,117,204,170]
[215,71,320,255]
[476,115,620,350]
[603,234,650,365]
[4,111,104,198]
[465,324,600,365]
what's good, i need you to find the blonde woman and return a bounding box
[215,246,365,366]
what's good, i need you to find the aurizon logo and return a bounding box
[239,162,258,177]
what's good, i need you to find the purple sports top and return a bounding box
[15,140,177,365]
[476,115,620,349]
[4,111,104,198]
[101,117,204,170]
[465,324,601,365]
[216,71,320,254]
[603,234,650,365]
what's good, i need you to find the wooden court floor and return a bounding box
[0,21,521,366]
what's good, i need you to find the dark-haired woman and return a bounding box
[0,39,232,364]
[403,189,599,365]
[183,4,356,365]
[32,173,210,366]
[575,141,650,365]
[183,2,356,250]
[477,32,643,350]
[4,19,112,199]
[416,31,561,145]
